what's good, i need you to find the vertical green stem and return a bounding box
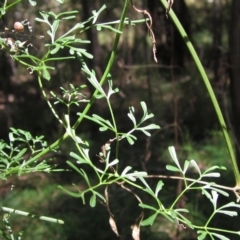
[73,0,130,129]
[159,0,240,185]
[22,1,131,166]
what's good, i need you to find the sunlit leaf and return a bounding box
[92,114,113,128]
[125,175,136,181]
[14,148,27,161]
[183,160,190,174]
[81,64,105,96]
[58,185,81,198]
[138,176,152,191]
[201,188,211,199]
[28,0,37,6]
[90,193,96,207]
[127,171,147,178]
[99,126,108,131]
[174,211,193,228]
[155,180,164,197]
[108,159,119,167]
[219,201,240,209]
[128,106,136,126]
[203,165,227,174]
[92,5,107,24]
[140,101,154,122]
[76,50,93,59]
[126,135,135,145]
[121,166,132,176]
[166,165,181,172]
[139,129,151,136]
[190,160,201,176]
[217,210,237,217]
[139,203,157,211]
[94,192,106,202]
[168,146,182,172]
[209,187,229,197]
[141,213,158,226]
[211,232,230,240]
[197,230,207,240]
[139,124,160,130]
[70,152,88,164]
[42,65,51,80]
[202,172,220,178]
[210,190,218,210]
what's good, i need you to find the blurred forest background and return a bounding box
[0,0,240,239]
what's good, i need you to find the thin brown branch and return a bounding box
[130,0,158,62]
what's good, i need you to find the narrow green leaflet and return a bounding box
[108,159,119,167]
[121,166,132,176]
[139,101,154,123]
[155,180,164,197]
[202,172,220,178]
[92,114,114,129]
[128,106,136,127]
[90,193,96,207]
[58,185,82,198]
[96,24,122,33]
[28,0,37,6]
[94,191,106,202]
[67,161,91,187]
[125,134,136,145]
[107,79,119,98]
[183,160,190,174]
[138,176,151,190]
[92,5,107,24]
[210,232,230,240]
[13,148,27,162]
[125,171,147,181]
[166,165,182,173]
[168,146,182,172]
[217,210,237,217]
[139,203,158,211]
[77,113,114,132]
[209,190,218,210]
[141,213,158,226]
[81,63,106,97]
[137,124,160,136]
[197,231,207,240]
[190,160,201,176]
[41,64,52,80]
[70,152,89,164]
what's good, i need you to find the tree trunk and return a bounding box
[229,0,240,168]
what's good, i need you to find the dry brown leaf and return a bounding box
[131,224,140,240]
[109,215,120,237]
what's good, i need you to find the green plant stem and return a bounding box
[38,75,65,127]
[21,133,68,168]
[5,0,21,10]
[72,0,130,130]
[159,0,240,186]
[20,1,130,168]
[1,207,64,224]
[106,98,120,160]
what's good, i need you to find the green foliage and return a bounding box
[0,128,61,180]
[0,0,240,239]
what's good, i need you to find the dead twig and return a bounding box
[130,0,158,63]
[166,0,174,17]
